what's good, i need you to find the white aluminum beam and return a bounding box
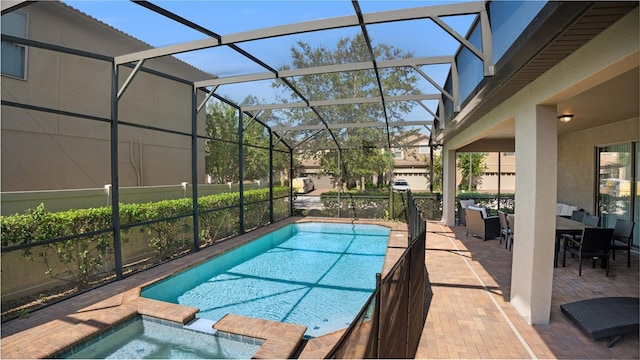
[194,72,275,88]
[412,65,453,102]
[194,56,455,88]
[196,85,218,113]
[362,2,486,24]
[416,101,440,122]
[115,2,484,67]
[272,120,433,132]
[117,59,145,99]
[480,8,495,76]
[242,94,441,111]
[223,15,360,45]
[431,15,484,61]
[115,37,220,65]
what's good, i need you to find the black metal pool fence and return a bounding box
[297,191,443,221]
[326,191,427,359]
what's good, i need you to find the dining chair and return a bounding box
[565,214,600,247]
[563,227,614,276]
[610,219,636,267]
[498,211,511,246]
[559,211,589,255]
[506,214,515,250]
[582,215,600,227]
[570,210,586,222]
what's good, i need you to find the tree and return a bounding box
[457,152,488,191]
[241,95,293,186]
[428,152,443,192]
[205,97,293,186]
[205,101,240,183]
[272,33,420,191]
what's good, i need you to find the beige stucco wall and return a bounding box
[557,117,639,214]
[1,2,209,191]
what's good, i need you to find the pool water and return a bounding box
[142,222,390,337]
[64,316,262,359]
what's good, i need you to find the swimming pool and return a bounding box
[142,222,390,337]
[62,316,262,359]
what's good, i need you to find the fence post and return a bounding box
[104,184,112,207]
[375,272,381,358]
[181,181,189,198]
[406,241,412,358]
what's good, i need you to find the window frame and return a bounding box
[1,9,29,80]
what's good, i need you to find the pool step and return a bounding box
[214,314,307,359]
[184,318,218,334]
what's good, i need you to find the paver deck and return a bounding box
[415,222,639,359]
[1,219,638,359]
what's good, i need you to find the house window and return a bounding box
[393,148,404,160]
[1,10,28,80]
[503,152,515,157]
[418,146,429,154]
[596,141,638,247]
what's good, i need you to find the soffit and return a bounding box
[441,1,639,142]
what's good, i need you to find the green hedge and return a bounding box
[0,187,289,288]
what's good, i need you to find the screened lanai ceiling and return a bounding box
[25,0,490,152]
[2,1,636,152]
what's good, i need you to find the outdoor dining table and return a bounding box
[555,216,587,267]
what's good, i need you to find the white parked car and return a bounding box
[392,179,410,192]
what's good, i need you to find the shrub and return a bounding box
[0,187,290,288]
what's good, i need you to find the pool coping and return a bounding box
[1,217,408,359]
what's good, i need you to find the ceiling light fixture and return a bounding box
[557,114,574,123]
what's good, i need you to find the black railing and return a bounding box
[295,191,442,221]
[326,191,427,358]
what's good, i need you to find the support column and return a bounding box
[269,130,274,224]
[510,105,557,324]
[238,111,245,234]
[110,62,123,280]
[191,86,200,251]
[442,147,457,226]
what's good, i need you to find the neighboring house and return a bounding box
[296,133,432,191]
[475,152,516,193]
[1,1,211,191]
[389,133,431,191]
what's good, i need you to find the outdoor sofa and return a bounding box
[465,206,500,241]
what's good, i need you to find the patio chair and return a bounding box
[582,214,600,227]
[465,206,500,241]
[457,199,475,226]
[562,214,600,251]
[559,210,588,255]
[498,211,511,246]
[610,219,635,267]
[563,227,614,276]
[570,210,587,222]
[506,214,515,250]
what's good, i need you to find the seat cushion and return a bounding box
[468,205,487,219]
[459,199,475,209]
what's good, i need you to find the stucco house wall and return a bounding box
[557,117,639,214]
[1,2,210,191]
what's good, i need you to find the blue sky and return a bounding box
[64,1,476,127]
